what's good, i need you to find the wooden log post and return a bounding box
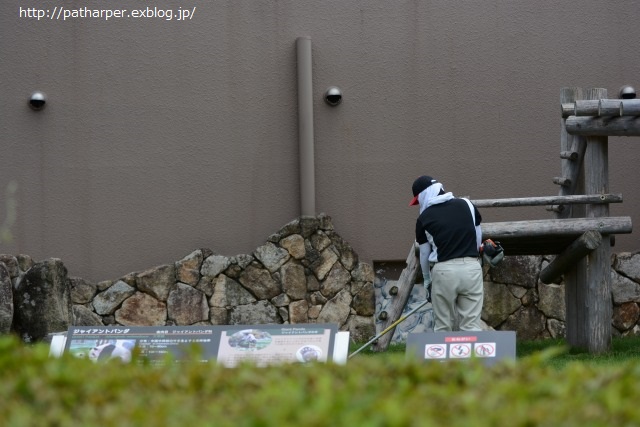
[371,242,419,352]
[556,88,588,218]
[539,230,602,284]
[560,88,605,352]
[583,89,613,353]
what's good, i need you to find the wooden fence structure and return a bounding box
[374,88,635,354]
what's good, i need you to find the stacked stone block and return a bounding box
[1,214,377,343]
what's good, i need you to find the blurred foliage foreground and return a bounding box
[1,336,639,427]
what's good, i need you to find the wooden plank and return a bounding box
[471,194,622,208]
[371,243,419,352]
[565,116,640,136]
[539,230,602,284]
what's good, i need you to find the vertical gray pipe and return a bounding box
[296,36,315,216]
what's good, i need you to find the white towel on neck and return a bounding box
[418,183,454,213]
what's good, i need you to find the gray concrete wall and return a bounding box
[2,1,639,281]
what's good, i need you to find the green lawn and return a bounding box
[517,335,640,369]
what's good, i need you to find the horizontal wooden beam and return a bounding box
[482,216,632,239]
[570,99,640,117]
[621,99,640,116]
[471,194,623,208]
[481,217,631,256]
[539,230,602,284]
[565,116,640,136]
[574,99,623,117]
[598,99,623,116]
[573,100,600,116]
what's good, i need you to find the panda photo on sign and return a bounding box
[88,340,135,363]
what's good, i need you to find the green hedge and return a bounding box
[1,336,638,426]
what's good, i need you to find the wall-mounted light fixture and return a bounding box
[324,87,342,106]
[619,85,636,99]
[29,91,47,111]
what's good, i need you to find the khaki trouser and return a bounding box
[431,257,483,331]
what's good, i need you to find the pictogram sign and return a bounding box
[406,331,516,366]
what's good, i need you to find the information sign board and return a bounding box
[61,324,342,366]
[406,331,516,366]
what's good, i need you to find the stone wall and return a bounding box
[2,213,639,345]
[377,251,640,343]
[0,214,377,343]
[483,252,640,340]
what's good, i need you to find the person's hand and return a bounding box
[424,280,432,303]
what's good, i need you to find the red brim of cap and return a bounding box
[409,195,419,206]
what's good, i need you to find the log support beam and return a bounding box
[539,230,602,284]
[372,243,419,352]
[482,216,631,238]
